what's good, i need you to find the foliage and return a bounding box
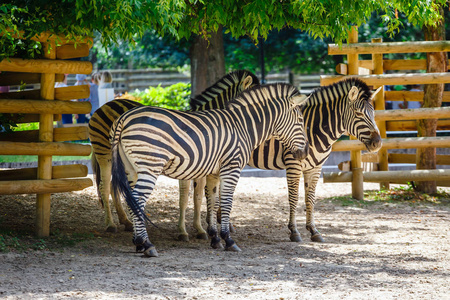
[90,5,448,74]
[0,0,185,61]
[180,0,447,44]
[1,0,447,62]
[131,82,191,111]
[92,30,190,70]
[225,28,335,74]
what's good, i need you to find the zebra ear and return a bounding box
[242,75,253,90]
[369,86,383,101]
[291,94,309,106]
[348,86,359,103]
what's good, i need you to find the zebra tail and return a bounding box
[90,154,104,208]
[110,121,151,226]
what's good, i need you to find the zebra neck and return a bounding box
[304,88,347,150]
[229,105,274,152]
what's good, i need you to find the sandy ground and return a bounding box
[1,175,450,300]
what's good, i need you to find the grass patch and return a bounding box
[328,182,450,207]
[0,228,96,253]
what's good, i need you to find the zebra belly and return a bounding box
[248,140,332,173]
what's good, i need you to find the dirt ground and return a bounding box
[1,175,449,300]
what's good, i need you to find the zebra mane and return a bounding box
[306,78,372,105]
[227,83,300,109]
[189,70,260,110]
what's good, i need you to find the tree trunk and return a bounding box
[416,5,447,194]
[190,27,225,95]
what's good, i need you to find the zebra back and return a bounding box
[189,70,260,111]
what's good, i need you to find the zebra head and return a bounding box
[345,80,382,152]
[273,90,310,160]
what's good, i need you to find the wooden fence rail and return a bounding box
[324,30,450,198]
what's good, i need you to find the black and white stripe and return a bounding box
[110,83,309,257]
[88,70,259,233]
[187,78,382,243]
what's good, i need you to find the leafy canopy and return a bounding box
[0,0,447,61]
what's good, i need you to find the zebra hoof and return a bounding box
[196,233,208,240]
[225,244,242,252]
[211,237,223,249]
[290,233,303,243]
[311,234,325,243]
[177,234,189,242]
[143,246,159,257]
[106,225,118,233]
[136,245,145,253]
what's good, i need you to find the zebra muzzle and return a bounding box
[366,131,382,152]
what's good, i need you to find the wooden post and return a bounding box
[36,41,55,237]
[347,27,364,200]
[372,38,389,190]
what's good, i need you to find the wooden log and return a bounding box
[36,41,55,237]
[386,119,450,131]
[385,91,450,103]
[5,114,61,124]
[328,40,450,55]
[0,85,90,101]
[335,63,371,75]
[324,169,450,183]
[359,59,450,71]
[375,107,450,122]
[332,137,450,152]
[388,153,450,165]
[0,178,93,195]
[346,27,364,201]
[2,30,93,47]
[0,99,91,114]
[0,58,92,75]
[0,126,89,142]
[0,72,64,86]
[371,37,389,190]
[0,141,92,156]
[55,85,90,100]
[56,44,90,59]
[320,72,450,86]
[0,164,88,181]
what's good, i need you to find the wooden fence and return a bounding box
[65,69,321,94]
[0,32,94,236]
[320,27,450,199]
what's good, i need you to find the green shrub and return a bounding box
[131,82,191,111]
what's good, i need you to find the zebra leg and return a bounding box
[219,175,241,252]
[193,178,208,240]
[177,179,190,241]
[303,168,325,243]
[205,175,222,249]
[96,155,118,233]
[111,183,133,232]
[286,166,303,242]
[216,206,236,233]
[128,170,159,257]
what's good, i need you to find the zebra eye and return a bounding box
[354,111,365,118]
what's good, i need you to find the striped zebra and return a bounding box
[88,70,259,233]
[110,83,310,257]
[182,78,382,243]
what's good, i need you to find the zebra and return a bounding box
[110,83,310,257]
[88,70,260,233]
[180,78,383,243]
